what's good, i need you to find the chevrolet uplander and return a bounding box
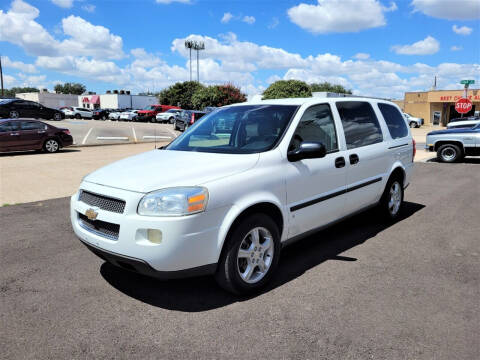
[71,97,414,294]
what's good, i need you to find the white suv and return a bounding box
[71,97,414,294]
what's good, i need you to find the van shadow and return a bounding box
[100,201,425,312]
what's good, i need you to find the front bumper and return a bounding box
[71,181,226,275]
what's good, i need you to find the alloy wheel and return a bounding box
[388,181,402,216]
[9,111,19,119]
[237,227,274,284]
[45,139,59,153]
[54,113,61,121]
[441,147,456,162]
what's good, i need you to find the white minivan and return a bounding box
[71,97,415,294]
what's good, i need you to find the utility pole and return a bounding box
[0,55,4,98]
[185,40,194,82]
[195,41,205,83]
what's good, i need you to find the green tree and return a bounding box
[54,82,86,95]
[2,87,39,98]
[262,80,311,99]
[310,82,352,94]
[191,84,247,109]
[158,81,205,109]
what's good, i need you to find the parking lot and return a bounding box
[1,161,479,359]
[45,119,179,146]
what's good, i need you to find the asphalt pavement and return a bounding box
[44,119,179,146]
[1,162,479,359]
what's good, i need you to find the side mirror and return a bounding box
[287,141,327,162]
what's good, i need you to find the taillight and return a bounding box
[412,139,416,161]
[63,129,71,135]
[190,113,195,125]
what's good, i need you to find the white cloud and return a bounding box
[268,17,279,29]
[353,53,370,60]
[287,0,395,34]
[412,0,480,20]
[2,56,37,73]
[82,4,96,13]
[60,16,124,59]
[242,16,255,24]
[155,0,191,4]
[451,45,463,51]
[452,25,473,35]
[130,48,162,68]
[391,36,440,55]
[221,12,233,24]
[51,0,73,8]
[0,1,124,59]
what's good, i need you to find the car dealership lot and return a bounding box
[44,119,179,146]
[1,163,479,359]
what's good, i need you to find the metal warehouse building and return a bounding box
[79,92,157,110]
[395,89,480,126]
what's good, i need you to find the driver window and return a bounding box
[290,104,338,153]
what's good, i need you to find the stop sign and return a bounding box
[455,98,472,114]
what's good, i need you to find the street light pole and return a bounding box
[0,55,4,98]
[184,40,205,83]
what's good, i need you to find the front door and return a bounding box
[286,103,348,238]
[335,101,389,213]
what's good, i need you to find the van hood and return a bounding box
[83,149,259,193]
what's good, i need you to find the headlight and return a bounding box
[137,187,208,217]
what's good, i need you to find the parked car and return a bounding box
[0,118,73,153]
[108,110,123,121]
[403,113,423,128]
[174,110,206,131]
[92,109,110,120]
[0,99,64,121]
[119,110,139,122]
[448,116,480,123]
[137,105,180,122]
[71,97,414,294]
[446,119,480,129]
[155,109,182,123]
[63,107,93,119]
[426,124,480,162]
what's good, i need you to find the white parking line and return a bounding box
[131,126,137,142]
[164,126,178,138]
[96,136,129,141]
[82,128,93,145]
[142,136,172,140]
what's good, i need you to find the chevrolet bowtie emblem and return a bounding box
[85,208,98,221]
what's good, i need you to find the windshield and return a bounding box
[166,109,177,113]
[167,105,298,154]
[143,105,155,110]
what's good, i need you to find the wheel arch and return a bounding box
[216,197,286,263]
[434,140,464,152]
[388,163,406,186]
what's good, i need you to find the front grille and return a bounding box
[79,190,126,214]
[78,213,120,240]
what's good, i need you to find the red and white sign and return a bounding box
[455,98,472,114]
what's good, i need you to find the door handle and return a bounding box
[349,154,359,165]
[335,157,346,168]
[37,130,46,134]
[10,133,20,136]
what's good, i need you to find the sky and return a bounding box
[0,0,479,99]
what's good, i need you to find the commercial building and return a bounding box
[79,92,157,110]
[395,89,480,126]
[15,90,78,109]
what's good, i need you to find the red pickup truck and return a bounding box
[136,105,180,122]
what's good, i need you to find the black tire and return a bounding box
[9,110,19,119]
[174,121,179,130]
[215,213,281,295]
[437,144,463,163]
[53,112,62,121]
[75,114,81,119]
[169,117,174,124]
[378,176,404,221]
[43,138,60,153]
[409,122,417,128]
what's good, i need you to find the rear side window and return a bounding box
[336,101,383,149]
[378,103,408,139]
[0,122,19,132]
[21,121,46,130]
